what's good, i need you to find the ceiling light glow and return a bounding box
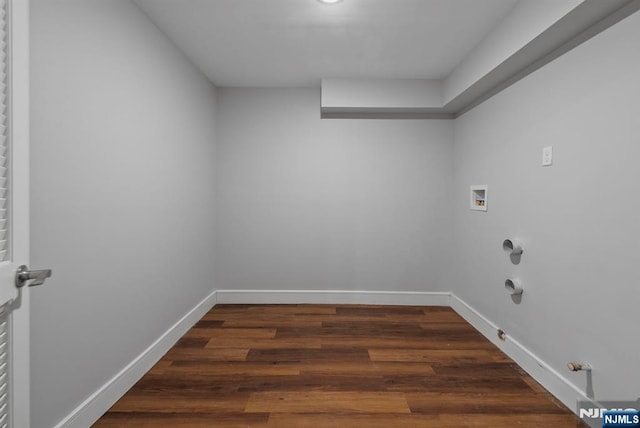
[317,0,343,4]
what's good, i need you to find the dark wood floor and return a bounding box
[94,305,585,427]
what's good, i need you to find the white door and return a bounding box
[0,0,33,426]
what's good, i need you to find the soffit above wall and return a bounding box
[134,0,640,116]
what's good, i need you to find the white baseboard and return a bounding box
[55,289,218,428]
[59,288,591,427]
[450,293,593,415]
[215,289,452,306]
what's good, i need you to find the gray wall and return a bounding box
[215,88,453,293]
[29,1,640,425]
[451,10,640,401]
[30,1,218,426]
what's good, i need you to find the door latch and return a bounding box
[15,265,53,288]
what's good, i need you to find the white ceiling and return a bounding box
[134,0,519,87]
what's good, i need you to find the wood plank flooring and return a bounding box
[94,305,585,427]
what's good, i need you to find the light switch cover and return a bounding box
[542,146,553,166]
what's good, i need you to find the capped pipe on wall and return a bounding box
[567,362,592,372]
